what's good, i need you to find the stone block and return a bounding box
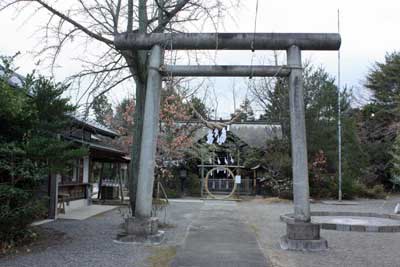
[350,225,366,232]
[280,235,328,252]
[365,226,380,232]
[124,216,159,236]
[281,221,327,252]
[286,222,320,240]
[336,224,351,231]
[321,223,337,230]
[379,226,393,233]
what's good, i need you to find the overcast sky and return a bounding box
[1,0,400,118]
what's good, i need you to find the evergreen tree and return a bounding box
[0,60,87,243]
[0,63,34,142]
[189,97,209,120]
[390,134,400,188]
[25,77,87,173]
[359,51,400,185]
[262,78,290,136]
[92,94,113,126]
[258,65,366,197]
[0,59,87,183]
[366,52,400,109]
[231,98,256,121]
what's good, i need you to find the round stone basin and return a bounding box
[312,216,400,227]
[281,211,400,232]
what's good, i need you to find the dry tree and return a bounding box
[0,0,241,214]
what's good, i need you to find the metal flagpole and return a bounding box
[337,9,342,201]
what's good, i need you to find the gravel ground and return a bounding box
[0,202,202,267]
[2,197,400,267]
[238,196,400,267]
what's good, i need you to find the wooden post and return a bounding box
[200,155,204,198]
[253,169,257,195]
[48,173,58,219]
[118,163,124,202]
[98,162,104,200]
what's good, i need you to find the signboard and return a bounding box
[235,175,241,184]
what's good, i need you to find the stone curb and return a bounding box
[280,212,400,233]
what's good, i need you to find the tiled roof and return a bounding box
[70,114,119,138]
[0,65,25,88]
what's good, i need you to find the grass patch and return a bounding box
[158,223,175,229]
[252,197,291,204]
[0,229,38,257]
[249,223,260,239]
[0,227,67,258]
[147,246,177,267]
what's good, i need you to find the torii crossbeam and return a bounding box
[115,32,341,50]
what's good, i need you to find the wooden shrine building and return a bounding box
[56,116,130,214]
[191,121,282,197]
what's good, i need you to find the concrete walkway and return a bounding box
[58,205,117,220]
[171,201,269,267]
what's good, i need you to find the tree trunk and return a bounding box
[129,80,145,214]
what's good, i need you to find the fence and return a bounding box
[207,178,254,194]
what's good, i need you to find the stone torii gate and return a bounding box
[115,32,341,250]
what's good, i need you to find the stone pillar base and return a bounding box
[280,222,328,252]
[280,235,328,251]
[124,216,159,236]
[116,216,165,244]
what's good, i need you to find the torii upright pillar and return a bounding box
[280,45,328,251]
[288,45,310,222]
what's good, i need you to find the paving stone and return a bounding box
[336,224,351,231]
[350,225,365,232]
[170,201,269,267]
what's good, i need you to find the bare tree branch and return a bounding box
[152,0,191,32]
[18,0,114,44]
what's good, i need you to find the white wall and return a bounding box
[83,156,90,183]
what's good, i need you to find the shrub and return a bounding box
[370,184,386,199]
[309,150,338,199]
[264,178,293,199]
[355,183,386,199]
[338,176,358,200]
[164,187,180,198]
[277,184,293,200]
[187,173,201,196]
[0,184,46,244]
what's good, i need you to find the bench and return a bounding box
[57,193,70,214]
